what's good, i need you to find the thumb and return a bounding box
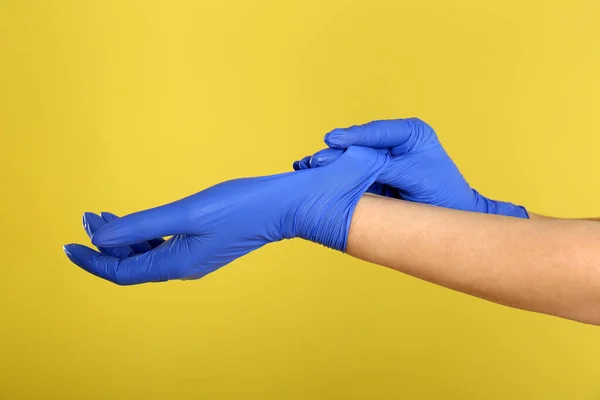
[91,199,196,247]
[324,118,424,152]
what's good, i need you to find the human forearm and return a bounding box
[528,212,600,221]
[346,195,600,325]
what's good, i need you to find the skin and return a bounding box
[347,194,600,326]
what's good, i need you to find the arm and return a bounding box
[347,194,600,325]
[529,212,600,221]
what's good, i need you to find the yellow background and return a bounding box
[1,0,600,398]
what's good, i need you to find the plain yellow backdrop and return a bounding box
[1,0,600,398]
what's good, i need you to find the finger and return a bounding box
[307,147,387,169]
[302,150,397,196]
[324,118,427,152]
[82,212,134,258]
[309,148,344,168]
[294,155,320,171]
[288,149,343,171]
[292,159,309,171]
[101,211,164,251]
[63,243,168,285]
[297,156,311,170]
[99,212,155,249]
[293,160,307,170]
[91,199,197,247]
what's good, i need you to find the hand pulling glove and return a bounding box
[294,118,528,218]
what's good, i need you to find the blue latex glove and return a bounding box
[294,118,528,218]
[64,147,388,285]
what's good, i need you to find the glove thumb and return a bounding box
[293,147,388,170]
[324,118,426,153]
[91,200,195,247]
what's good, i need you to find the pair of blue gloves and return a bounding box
[64,118,528,285]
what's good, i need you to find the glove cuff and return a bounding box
[282,147,389,251]
[490,200,529,218]
[472,190,529,218]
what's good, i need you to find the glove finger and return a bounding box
[294,160,308,171]
[296,149,393,196]
[91,197,203,247]
[101,211,164,251]
[312,147,397,197]
[311,147,389,168]
[295,148,378,171]
[292,156,311,171]
[324,118,424,152]
[298,156,311,170]
[309,148,344,168]
[82,212,134,258]
[63,243,168,285]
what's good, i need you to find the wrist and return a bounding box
[281,147,389,250]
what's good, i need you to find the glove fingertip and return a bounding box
[64,243,102,275]
[64,243,126,284]
[63,243,78,259]
[310,148,343,168]
[82,212,92,234]
[82,212,92,226]
[82,212,105,237]
[325,128,356,149]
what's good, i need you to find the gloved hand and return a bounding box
[294,118,528,218]
[64,146,388,285]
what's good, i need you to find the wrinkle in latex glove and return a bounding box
[294,118,528,218]
[64,146,389,285]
